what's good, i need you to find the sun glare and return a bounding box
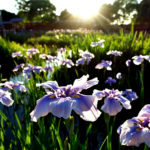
[51,0,114,19]
[65,0,105,19]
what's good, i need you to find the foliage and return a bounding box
[16,0,56,22]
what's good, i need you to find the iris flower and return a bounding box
[27,48,39,58]
[107,50,122,56]
[23,64,43,79]
[132,55,145,65]
[13,63,25,72]
[12,51,22,58]
[105,77,116,86]
[91,40,105,48]
[117,104,150,147]
[76,57,86,66]
[93,89,137,116]
[76,50,94,66]
[132,55,150,65]
[0,81,26,92]
[30,75,101,122]
[116,72,122,80]
[0,89,14,106]
[126,59,131,67]
[95,60,112,71]
[61,58,74,68]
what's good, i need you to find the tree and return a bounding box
[136,0,150,24]
[99,0,139,24]
[59,9,72,21]
[16,0,56,22]
[1,10,18,21]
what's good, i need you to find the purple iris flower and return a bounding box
[126,59,131,67]
[91,40,105,48]
[43,66,53,72]
[95,60,112,71]
[122,89,138,102]
[12,51,22,58]
[105,77,116,86]
[13,63,25,72]
[58,48,66,54]
[23,64,43,78]
[117,104,150,147]
[93,89,137,116]
[132,55,145,65]
[106,50,122,56]
[76,57,86,66]
[61,58,74,68]
[79,50,95,59]
[116,72,122,80]
[39,54,49,59]
[76,50,94,66]
[144,55,150,62]
[30,75,101,122]
[0,89,14,106]
[27,48,39,58]
[0,81,26,92]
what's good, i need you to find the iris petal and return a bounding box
[72,94,101,122]
[101,97,122,116]
[30,94,74,122]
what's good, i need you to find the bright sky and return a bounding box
[51,0,114,18]
[0,0,114,18]
[0,0,142,19]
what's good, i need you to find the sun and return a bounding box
[67,0,103,19]
[51,0,114,19]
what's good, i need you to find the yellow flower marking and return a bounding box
[72,94,80,98]
[136,128,141,131]
[49,95,55,98]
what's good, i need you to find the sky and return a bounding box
[0,0,142,19]
[0,0,114,18]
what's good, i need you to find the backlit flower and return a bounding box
[91,40,105,48]
[117,104,150,147]
[62,58,74,68]
[105,77,116,86]
[95,60,112,71]
[0,89,14,106]
[13,63,25,72]
[126,59,131,67]
[30,75,101,122]
[116,72,122,80]
[12,51,22,58]
[132,55,144,65]
[76,50,94,66]
[107,50,122,56]
[0,81,26,92]
[93,88,137,116]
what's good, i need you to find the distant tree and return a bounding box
[99,4,116,22]
[112,0,138,24]
[136,0,150,24]
[1,10,18,21]
[16,0,57,22]
[99,0,139,24]
[59,9,72,21]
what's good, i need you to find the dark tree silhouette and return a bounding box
[136,0,150,24]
